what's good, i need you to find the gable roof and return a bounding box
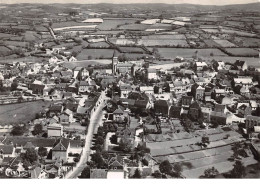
[52,138,70,151]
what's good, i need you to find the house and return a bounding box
[214,104,227,113]
[196,85,205,101]
[201,106,212,122]
[47,123,63,137]
[52,138,70,162]
[214,89,225,98]
[234,60,248,71]
[69,56,77,62]
[100,76,115,89]
[233,77,253,88]
[154,100,170,116]
[147,68,157,80]
[245,115,260,131]
[210,111,227,125]
[49,56,59,64]
[195,62,207,71]
[78,77,96,93]
[237,104,252,117]
[113,107,126,123]
[0,145,15,159]
[59,109,73,125]
[120,84,133,98]
[182,96,193,108]
[217,61,226,71]
[240,86,250,96]
[48,104,63,117]
[188,101,201,120]
[140,86,154,95]
[73,67,83,80]
[250,100,258,111]
[30,80,45,95]
[90,169,108,179]
[169,106,181,118]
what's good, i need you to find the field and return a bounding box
[77,49,114,60]
[109,38,136,46]
[213,39,237,47]
[96,19,139,30]
[138,39,189,47]
[156,48,227,59]
[0,100,51,124]
[224,48,259,56]
[142,34,186,40]
[118,24,150,31]
[201,28,220,33]
[233,37,260,47]
[0,32,14,39]
[51,21,96,29]
[204,40,221,47]
[0,46,11,56]
[119,46,145,53]
[221,28,256,37]
[4,40,28,47]
[88,42,110,48]
[62,59,111,69]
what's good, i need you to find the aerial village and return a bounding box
[0,3,260,179]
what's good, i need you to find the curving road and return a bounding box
[65,93,107,179]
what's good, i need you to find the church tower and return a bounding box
[112,50,118,75]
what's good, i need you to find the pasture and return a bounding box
[97,19,139,30]
[156,48,227,59]
[76,49,114,60]
[224,48,259,57]
[0,101,51,124]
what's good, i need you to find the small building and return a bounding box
[47,123,63,137]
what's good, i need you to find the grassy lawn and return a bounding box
[0,100,51,124]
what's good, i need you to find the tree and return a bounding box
[159,160,172,175]
[78,166,90,178]
[132,169,142,178]
[90,152,105,168]
[201,136,210,147]
[118,137,133,153]
[38,147,48,157]
[233,85,242,94]
[22,148,38,163]
[11,125,25,136]
[152,170,162,178]
[202,167,219,178]
[173,163,182,177]
[10,81,18,91]
[229,160,246,178]
[72,51,78,57]
[110,134,118,144]
[164,82,170,92]
[154,86,159,94]
[32,124,43,135]
[96,136,104,145]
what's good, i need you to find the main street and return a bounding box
[65,92,107,179]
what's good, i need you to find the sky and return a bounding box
[0,0,259,5]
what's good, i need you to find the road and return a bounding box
[65,93,107,179]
